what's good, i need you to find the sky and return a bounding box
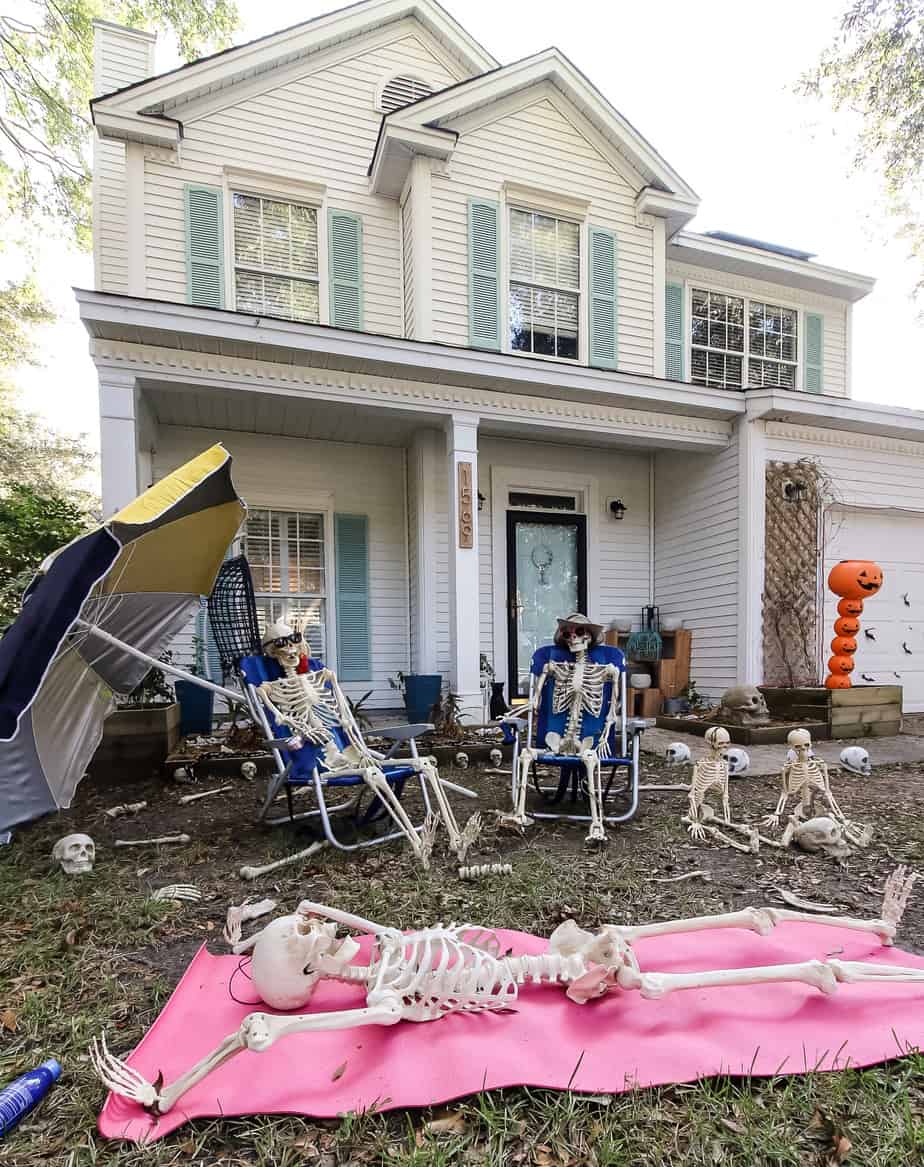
[13,0,924,458]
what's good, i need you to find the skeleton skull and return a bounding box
[787,728,814,763]
[262,620,305,671]
[725,747,750,777]
[240,760,258,781]
[52,833,95,875]
[455,751,470,770]
[665,742,691,765]
[248,905,360,1010]
[715,685,771,727]
[793,816,848,858]
[489,748,503,767]
[840,746,871,777]
[704,725,731,751]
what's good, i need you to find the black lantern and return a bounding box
[609,498,627,520]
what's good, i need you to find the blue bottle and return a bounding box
[0,1059,61,1137]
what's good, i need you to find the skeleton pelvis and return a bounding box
[544,732,594,755]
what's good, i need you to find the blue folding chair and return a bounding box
[510,643,647,836]
[240,654,436,849]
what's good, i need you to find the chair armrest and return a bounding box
[374,723,434,742]
[627,718,655,733]
[500,715,527,730]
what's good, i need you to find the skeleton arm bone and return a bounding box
[764,763,793,827]
[595,665,621,760]
[257,684,328,746]
[614,904,898,946]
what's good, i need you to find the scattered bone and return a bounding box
[482,768,510,776]
[171,766,195,783]
[239,840,327,881]
[240,761,258,781]
[458,863,512,880]
[456,812,482,865]
[640,783,690,792]
[792,816,850,859]
[104,801,148,819]
[776,889,836,913]
[652,870,710,884]
[881,866,919,930]
[178,784,233,806]
[150,885,202,903]
[223,898,278,945]
[115,834,191,847]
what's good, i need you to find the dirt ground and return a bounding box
[2,754,924,1165]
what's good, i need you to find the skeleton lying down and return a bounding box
[92,868,922,1117]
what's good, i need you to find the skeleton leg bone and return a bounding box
[92,1001,402,1116]
[503,747,536,829]
[617,904,900,946]
[360,766,426,863]
[582,748,607,845]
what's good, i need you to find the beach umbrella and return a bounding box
[0,444,247,833]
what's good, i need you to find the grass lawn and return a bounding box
[2,756,924,1165]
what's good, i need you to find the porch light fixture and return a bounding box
[782,479,808,503]
[477,491,485,511]
[609,498,627,520]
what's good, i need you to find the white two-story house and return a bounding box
[82,0,924,717]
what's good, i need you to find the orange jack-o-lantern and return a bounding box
[831,635,858,656]
[828,560,884,601]
[834,615,860,638]
[826,674,852,690]
[828,653,855,676]
[837,597,864,618]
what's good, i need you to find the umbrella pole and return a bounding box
[74,620,246,707]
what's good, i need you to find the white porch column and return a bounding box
[410,428,439,673]
[445,413,481,719]
[99,369,140,516]
[736,415,766,684]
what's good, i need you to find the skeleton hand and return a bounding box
[223,908,243,948]
[285,734,305,752]
[763,814,781,829]
[686,820,707,841]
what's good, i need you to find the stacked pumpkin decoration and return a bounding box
[825,561,884,689]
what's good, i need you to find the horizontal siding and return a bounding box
[93,27,152,295]
[143,28,460,335]
[667,260,849,398]
[153,426,408,707]
[431,93,655,374]
[654,442,739,697]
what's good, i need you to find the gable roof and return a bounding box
[92,0,496,130]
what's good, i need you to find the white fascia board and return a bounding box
[93,108,180,146]
[92,0,496,120]
[369,122,456,198]
[387,48,698,202]
[670,232,875,303]
[74,288,744,421]
[746,387,924,443]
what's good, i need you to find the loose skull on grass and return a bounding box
[52,833,95,875]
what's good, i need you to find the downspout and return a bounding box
[648,453,656,606]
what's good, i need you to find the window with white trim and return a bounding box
[509,208,580,360]
[690,287,798,389]
[232,193,319,324]
[243,509,327,659]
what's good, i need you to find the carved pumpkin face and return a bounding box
[828,653,855,676]
[831,635,857,656]
[834,615,860,638]
[825,674,852,690]
[828,560,884,600]
[837,597,864,618]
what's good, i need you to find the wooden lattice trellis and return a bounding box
[762,459,836,687]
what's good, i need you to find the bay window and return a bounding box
[690,287,798,389]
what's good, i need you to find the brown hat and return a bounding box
[556,613,604,638]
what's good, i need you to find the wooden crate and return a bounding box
[630,687,661,718]
[759,684,903,740]
[606,628,691,698]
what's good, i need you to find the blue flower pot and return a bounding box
[174,680,215,737]
[403,674,442,723]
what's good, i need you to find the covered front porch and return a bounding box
[80,290,749,716]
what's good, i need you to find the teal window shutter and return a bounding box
[334,513,370,681]
[804,312,823,392]
[589,226,617,368]
[328,210,363,330]
[665,282,684,380]
[468,198,500,349]
[184,184,224,308]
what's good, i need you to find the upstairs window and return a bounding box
[232,193,319,323]
[378,75,433,113]
[509,208,580,360]
[690,287,797,389]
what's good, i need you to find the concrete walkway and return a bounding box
[641,724,924,776]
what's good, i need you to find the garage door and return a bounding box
[825,508,924,712]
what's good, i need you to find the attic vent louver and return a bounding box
[379,75,433,113]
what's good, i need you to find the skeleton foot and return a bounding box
[585,824,609,846]
[843,820,873,848]
[498,811,534,832]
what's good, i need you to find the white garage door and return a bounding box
[825,508,924,712]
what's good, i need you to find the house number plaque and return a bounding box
[457,461,474,548]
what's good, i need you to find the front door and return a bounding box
[506,510,587,699]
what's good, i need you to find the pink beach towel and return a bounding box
[99,923,924,1143]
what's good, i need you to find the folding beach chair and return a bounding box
[510,643,647,832]
[240,653,436,848]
